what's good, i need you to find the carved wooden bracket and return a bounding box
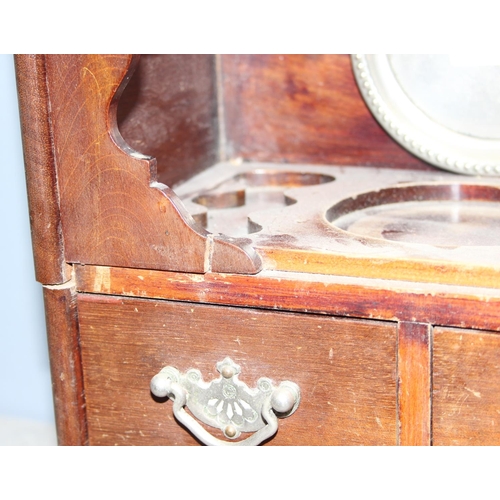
[38,54,260,275]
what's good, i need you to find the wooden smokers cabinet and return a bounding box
[16,54,500,445]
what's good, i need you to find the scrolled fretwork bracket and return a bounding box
[41,54,261,274]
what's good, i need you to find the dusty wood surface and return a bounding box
[397,322,431,445]
[77,293,397,445]
[433,326,500,445]
[75,265,500,333]
[117,55,219,188]
[176,162,500,288]
[41,55,260,275]
[43,282,88,445]
[14,55,70,285]
[220,55,432,169]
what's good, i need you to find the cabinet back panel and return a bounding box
[117,55,432,191]
[117,55,219,187]
[221,54,432,170]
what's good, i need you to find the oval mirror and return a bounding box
[352,54,500,176]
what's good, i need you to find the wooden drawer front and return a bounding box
[433,327,500,445]
[77,294,397,445]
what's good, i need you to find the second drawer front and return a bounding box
[433,326,500,445]
[77,294,397,445]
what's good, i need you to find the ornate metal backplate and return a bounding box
[150,357,300,445]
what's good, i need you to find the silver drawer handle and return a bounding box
[150,357,300,446]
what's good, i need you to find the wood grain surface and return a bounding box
[77,294,397,445]
[43,283,88,445]
[397,322,431,445]
[75,265,500,333]
[433,326,500,445]
[220,55,432,169]
[41,54,260,274]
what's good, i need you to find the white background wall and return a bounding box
[0,55,55,431]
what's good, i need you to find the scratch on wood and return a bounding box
[464,387,482,398]
[457,393,470,415]
[82,66,100,93]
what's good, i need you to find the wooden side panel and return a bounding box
[117,55,219,188]
[43,283,87,445]
[43,55,260,274]
[433,327,500,445]
[77,294,398,446]
[221,55,432,170]
[14,55,70,285]
[397,322,431,445]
